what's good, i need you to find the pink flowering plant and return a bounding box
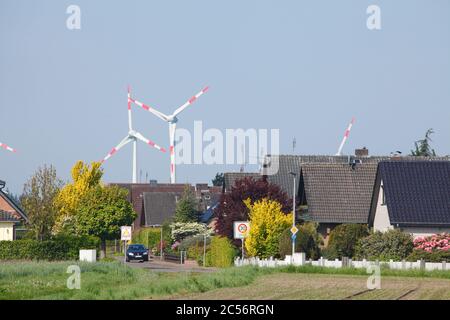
[413,233,450,253]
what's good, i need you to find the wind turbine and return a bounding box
[101,86,166,183]
[130,86,209,184]
[0,141,17,153]
[336,117,355,156]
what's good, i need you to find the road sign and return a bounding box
[121,226,132,241]
[290,226,298,236]
[233,221,250,239]
[291,234,297,241]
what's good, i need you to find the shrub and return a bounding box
[413,233,450,253]
[0,235,99,261]
[407,249,450,262]
[207,236,238,268]
[170,222,211,242]
[279,222,323,259]
[355,229,413,261]
[245,198,292,258]
[132,228,161,249]
[325,224,369,259]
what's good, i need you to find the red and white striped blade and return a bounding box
[0,142,17,153]
[133,131,166,153]
[172,86,209,117]
[101,136,132,163]
[130,97,169,122]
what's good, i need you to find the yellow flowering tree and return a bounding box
[53,161,103,234]
[244,198,292,258]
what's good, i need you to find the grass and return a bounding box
[0,261,449,300]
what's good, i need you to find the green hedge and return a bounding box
[355,229,413,261]
[0,235,99,261]
[206,236,238,268]
[132,228,162,250]
[279,223,322,259]
[324,224,369,259]
[407,249,450,262]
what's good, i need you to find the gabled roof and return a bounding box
[223,172,261,192]
[300,162,378,223]
[370,161,450,227]
[0,189,28,223]
[0,210,21,222]
[143,192,181,226]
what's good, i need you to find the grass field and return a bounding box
[0,261,449,300]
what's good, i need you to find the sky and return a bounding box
[1,0,449,195]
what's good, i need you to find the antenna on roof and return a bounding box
[336,117,355,156]
[292,137,296,154]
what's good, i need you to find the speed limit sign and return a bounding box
[233,221,250,239]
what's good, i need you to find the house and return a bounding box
[368,161,450,238]
[0,181,28,241]
[110,181,222,228]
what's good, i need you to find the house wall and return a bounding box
[0,222,14,241]
[373,180,393,232]
[401,227,450,239]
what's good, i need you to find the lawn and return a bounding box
[0,261,449,300]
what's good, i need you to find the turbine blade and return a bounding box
[101,136,132,163]
[0,142,17,153]
[172,86,209,117]
[133,131,166,153]
[336,117,355,156]
[130,97,169,122]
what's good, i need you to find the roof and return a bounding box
[223,172,261,192]
[300,162,378,223]
[142,192,181,226]
[370,161,450,227]
[0,189,28,223]
[0,210,21,222]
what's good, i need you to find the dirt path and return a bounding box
[168,273,450,300]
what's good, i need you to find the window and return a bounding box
[381,185,386,206]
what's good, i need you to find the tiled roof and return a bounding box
[0,190,28,222]
[374,161,450,226]
[143,192,181,226]
[223,172,261,192]
[300,162,379,223]
[0,210,21,222]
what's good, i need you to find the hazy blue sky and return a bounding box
[1,0,449,194]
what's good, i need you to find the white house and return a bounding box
[368,161,450,238]
[0,181,28,241]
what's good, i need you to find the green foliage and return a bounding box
[212,172,224,187]
[207,236,238,268]
[132,228,161,250]
[76,185,136,249]
[174,185,198,223]
[410,128,437,156]
[245,198,292,259]
[407,249,450,262]
[0,235,99,261]
[20,165,63,240]
[279,222,323,259]
[325,224,369,259]
[355,229,414,261]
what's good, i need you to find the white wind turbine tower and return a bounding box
[130,86,209,184]
[335,117,355,156]
[0,141,17,153]
[101,86,166,183]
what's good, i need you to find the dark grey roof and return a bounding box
[143,192,181,226]
[0,210,21,222]
[0,190,28,223]
[265,154,450,197]
[223,172,261,192]
[300,162,379,223]
[370,161,450,227]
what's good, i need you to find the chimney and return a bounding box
[355,147,369,157]
[149,180,158,187]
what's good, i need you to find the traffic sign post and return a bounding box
[234,221,250,259]
[121,226,132,263]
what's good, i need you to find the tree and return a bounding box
[174,185,198,223]
[20,165,63,240]
[244,198,292,258]
[76,185,136,258]
[214,176,292,240]
[279,222,323,259]
[53,161,103,234]
[212,173,224,187]
[410,128,437,156]
[325,224,369,259]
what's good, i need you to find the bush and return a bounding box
[355,229,413,261]
[206,236,238,268]
[170,222,211,242]
[279,222,322,259]
[132,228,161,250]
[0,235,99,261]
[407,249,450,262]
[413,233,450,252]
[325,224,369,259]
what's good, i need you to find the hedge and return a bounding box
[355,229,413,261]
[324,224,369,259]
[279,222,322,259]
[132,227,162,250]
[407,249,450,262]
[206,236,238,268]
[0,235,99,261]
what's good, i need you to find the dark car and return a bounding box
[126,244,149,262]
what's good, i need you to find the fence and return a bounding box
[234,253,450,271]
